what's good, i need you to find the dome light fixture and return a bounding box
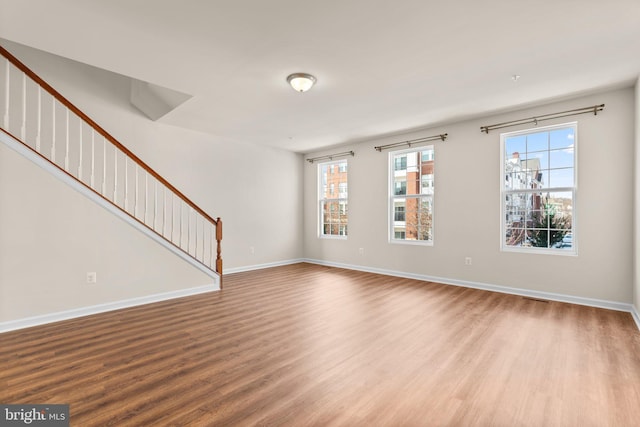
[287,73,316,92]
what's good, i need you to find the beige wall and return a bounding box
[305,88,635,303]
[2,40,304,272]
[0,141,214,322]
[635,78,640,311]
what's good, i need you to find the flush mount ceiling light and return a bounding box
[287,73,317,92]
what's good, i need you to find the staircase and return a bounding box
[0,45,222,286]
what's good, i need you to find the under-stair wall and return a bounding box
[0,138,216,329]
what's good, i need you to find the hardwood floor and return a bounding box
[1,263,640,426]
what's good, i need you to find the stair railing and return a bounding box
[0,45,222,281]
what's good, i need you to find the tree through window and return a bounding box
[389,146,434,244]
[501,123,576,253]
[319,159,348,238]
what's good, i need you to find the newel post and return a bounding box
[216,217,223,287]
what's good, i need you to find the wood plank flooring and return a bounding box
[1,263,640,426]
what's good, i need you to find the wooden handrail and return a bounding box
[0,44,217,228]
[0,44,222,278]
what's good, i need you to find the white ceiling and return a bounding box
[1,0,639,153]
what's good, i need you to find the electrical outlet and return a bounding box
[359,248,365,256]
[250,246,255,254]
[464,257,472,266]
[86,272,97,284]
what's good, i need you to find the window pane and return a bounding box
[407,175,420,195]
[504,190,573,248]
[548,168,574,188]
[505,228,528,247]
[525,151,549,171]
[505,136,526,160]
[394,180,407,195]
[550,128,575,150]
[394,196,432,241]
[545,191,573,230]
[394,156,407,171]
[549,148,574,169]
[526,132,548,152]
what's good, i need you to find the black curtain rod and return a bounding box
[374,133,447,152]
[480,104,604,134]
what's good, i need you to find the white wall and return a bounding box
[0,41,303,323]
[305,88,635,303]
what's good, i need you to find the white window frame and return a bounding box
[318,159,348,239]
[500,122,577,255]
[388,145,434,246]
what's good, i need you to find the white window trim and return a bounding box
[388,145,434,246]
[499,122,577,256]
[318,159,348,240]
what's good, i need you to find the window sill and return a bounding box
[389,239,433,247]
[501,246,577,256]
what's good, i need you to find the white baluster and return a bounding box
[144,173,149,224]
[3,59,9,129]
[124,157,128,211]
[199,217,205,263]
[51,100,56,163]
[179,203,183,249]
[193,216,198,259]
[170,194,174,242]
[134,166,139,218]
[78,120,83,180]
[101,137,107,195]
[162,186,166,236]
[35,87,41,152]
[64,109,69,171]
[153,180,158,230]
[113,146,118,203]
[20,73,26,140]
[90,131,95,189]
[187,208,191,255]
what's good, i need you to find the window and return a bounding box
[394,181,407,195]
[389,146,434,244]
[394,156,407,171]
[319,159,348,238]
[339,183,347,198]
[501,123,576,254]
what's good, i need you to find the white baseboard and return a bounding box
[303,258,639,328]
[0,284,217,334]
[632,305,640,331]
[225,258,305,275]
